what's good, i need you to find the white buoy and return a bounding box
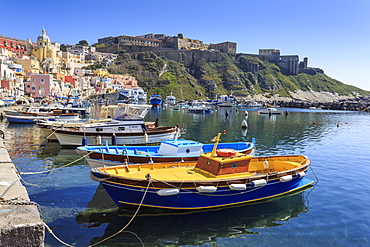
[241,119,248,128]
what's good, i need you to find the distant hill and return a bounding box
[106,51,369,101]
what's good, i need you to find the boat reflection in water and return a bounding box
[77,185,313,246]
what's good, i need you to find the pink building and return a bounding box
[26,74,60,97]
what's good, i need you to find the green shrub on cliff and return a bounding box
[105,51,368,99]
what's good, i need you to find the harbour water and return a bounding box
[2,107,370,246]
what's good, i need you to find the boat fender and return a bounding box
[216,149,237,157]
[296,172,306,178]
[111,133,117,145]
[156,188,180,196]
[279,175,293,182]
[250,179,267,187]
[196,186,217,193]
[229,184,247,191]
[95,135,102,145]
[82,136,87,146]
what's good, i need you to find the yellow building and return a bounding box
[16,56,40,75]
[93,68,109,77]
[30,29,62,74]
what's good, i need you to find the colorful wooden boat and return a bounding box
[77,138,256,167]
[90,134,314,210]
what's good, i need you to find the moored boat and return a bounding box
[77,137,256,167]
[164,92,176,106]
[53,104,178,146]
[258,107,283,115]
[149,95,162,107]
[90,134,314,210]
[218,94,237,107]
[5,114,51,123]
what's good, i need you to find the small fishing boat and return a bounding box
[249,102,263,108]
[90,134,314,210]
[77,137,256,167]
[258,107,283,115]
[217,94,237,107]
[53,104,179,146]
[187,102,212,113]
[5,114,51,124]
[149,95,162,107]
[164,92,176,106]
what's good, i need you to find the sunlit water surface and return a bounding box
[2,107,370,247]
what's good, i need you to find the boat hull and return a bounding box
[55,126,178,146]
[82,142,255,166]
[95,174,313,210]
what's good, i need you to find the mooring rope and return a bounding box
[43,123,65,140]
[19,151,94,175]
[88,179,151,247]
[43,222,74,247]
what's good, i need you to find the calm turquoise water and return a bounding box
[2,107,370,247]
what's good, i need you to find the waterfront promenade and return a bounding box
[0,127,44,246]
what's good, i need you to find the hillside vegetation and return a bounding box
[107,51,368,100]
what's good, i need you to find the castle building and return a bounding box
[98,35,163,48]
[209,42,237,54]
[258,49,307,75]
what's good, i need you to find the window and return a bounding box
[40,79,44,84]
[3,41,7,46]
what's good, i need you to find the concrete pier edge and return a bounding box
[0,130,45,246]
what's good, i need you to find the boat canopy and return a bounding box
[113,103,152,121]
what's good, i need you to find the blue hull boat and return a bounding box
[77,138,256,166]
[149,95,162,107]
[90,148,314,209]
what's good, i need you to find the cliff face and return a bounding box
[106,51,369,100]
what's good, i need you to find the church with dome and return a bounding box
[30,28,62,74]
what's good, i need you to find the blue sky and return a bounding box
[2,0,370,91]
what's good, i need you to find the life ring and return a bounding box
[216,149,237,157]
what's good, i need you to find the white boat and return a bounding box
[188,101,212,113]
[53,104,179,146]
[165,92,176,106]
[218,94,237,107]
[118,87,147,104]
[4,103,87,119]
[258,107,283,115]
[249,102,263,108]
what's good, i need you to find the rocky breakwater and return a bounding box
[239,90,370,111]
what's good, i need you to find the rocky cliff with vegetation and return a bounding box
[105,51,369,102]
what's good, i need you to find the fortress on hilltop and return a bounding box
[96,33,308,75]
